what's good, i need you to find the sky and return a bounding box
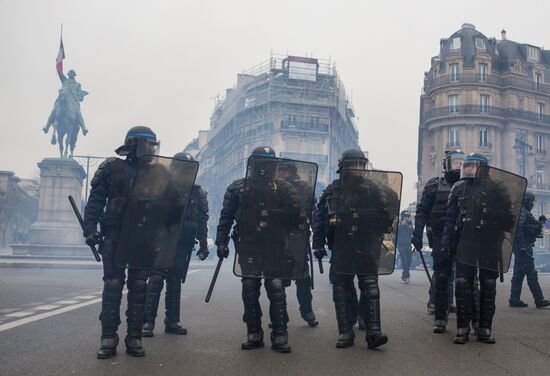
[1,0,549,205]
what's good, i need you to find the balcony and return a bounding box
[280,120,329,132]
[425,73,550,95]
[423,105,550,125]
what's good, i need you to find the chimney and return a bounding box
[501,29,507,40]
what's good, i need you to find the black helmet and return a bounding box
[443,149,465,184]
[337,149,368,173]
[115,126,159,159]
[460,153,489,179]
[173,152,195,161]
[251,146,276,157]
[524,192,536,210]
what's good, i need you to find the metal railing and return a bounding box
[423,105,550,125]
[425,73,550,94]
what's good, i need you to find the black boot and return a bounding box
[266,279,291,353]
[301,311,319,327]
[333,282,355,348]
[143,274,164,337]
[433,272,449,334]
[165,276,187,335]
[360,276,388,349]
[477,278,496,344]
[97,279,123,359]
[454,277,472,345]
[126,279,147,357]
[296,276,318,327]
[526,268,549,308]
[241,278,264,350]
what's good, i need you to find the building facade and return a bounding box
[418,23,550,251]
[186,54,360,229]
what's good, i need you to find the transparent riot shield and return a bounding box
[456,166,527,273]
[331,169,402,275]
[116,155,199,268]
[233,155,318,279]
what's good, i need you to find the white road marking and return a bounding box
[32,305,60,311]
[5,311,34,318]
[71,295,97,300]
[0,292,127,333]
[55,300,79,305]
[0,308,18,314]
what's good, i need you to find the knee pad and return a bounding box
[479,278,496,298]
[104,278,124,292]
[147,275,164,291]
[242,278,261,303]
[265,279,286,301]
[129,279,148,294]
[433,272,449,290]
[358,276,379,300]
[455,277,470,296]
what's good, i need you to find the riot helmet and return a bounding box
[249,146,277,179]
[337,149,368,173]
[173,152,195,161]
[115,126,159,159]
[524,192,535,211]
[460,153,488,179]
[443,150,465,184]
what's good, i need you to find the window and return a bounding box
[449,95,460,112]
[536,170,544,185]
[480,94,490,113]
[450,63,459,82]
[450,37,461,51]
[479,63,488,82]
[528,46,540,61]
[286,136,299,151]
[537,134,546,152]
[287,115,298,126]
[449,127,460,146]
[539,103,545,120]
[535,73,543,91]
[475,38,486,50]
[480,128,488,147]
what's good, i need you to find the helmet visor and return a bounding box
[136,138,160,158]
[460,160,479,179]
[341,159,367,171]
[447,154,465,171]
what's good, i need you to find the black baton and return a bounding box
[68,195,101,262]
[205,257,224,303]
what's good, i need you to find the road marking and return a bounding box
[55,300,79,305]
[0,297,101,332]
[5,311,34,318]
[188,270,200,275]
[0,308,18,314]
[33,305,60,311]
[72,295,97,300]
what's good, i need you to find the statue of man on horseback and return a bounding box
[43,68,89,158]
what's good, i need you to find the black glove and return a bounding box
[539,215,547,224]
[197,244,209,261]
[314,248,327,260]
[217,244,229,259]
[411,234,423,251]
[85,232,100,247]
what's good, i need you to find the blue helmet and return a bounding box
[460,153,489,179]
[251,146,276,157]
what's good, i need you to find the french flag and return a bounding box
[56,38,65,74]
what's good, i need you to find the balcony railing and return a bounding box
[423,105,550,125]
[280,120,329,132]
[425,73,550,95]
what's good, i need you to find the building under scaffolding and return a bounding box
[186,54,360,228]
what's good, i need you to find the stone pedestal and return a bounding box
[13,158,90,257]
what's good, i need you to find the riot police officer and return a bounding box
[441,154,516,344]
[412,150,464,332]
[142,152,209,337]
[313,149,389,349]
[83,126,160,358]
[509,192,550,308]
[278,160,318,327]
[215,146,292,353]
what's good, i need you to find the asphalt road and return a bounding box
[1,263,550,376]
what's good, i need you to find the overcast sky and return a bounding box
[1,0,549,205]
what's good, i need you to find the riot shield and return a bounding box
[456,166,527,273]
[331,169,402,275]
[233,155,318,279]
[116,155,199,268]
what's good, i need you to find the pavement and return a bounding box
[1,264,550,376]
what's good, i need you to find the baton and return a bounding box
[205,257,224,303]
[415,246,433,288]
[68,195,101,262]
[318,258,324,274]
[308,246,315,290]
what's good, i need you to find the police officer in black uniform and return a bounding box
[83,126,160,359]
[441,154,514,344]
[278,160,319,327]
[215,146,292,353]
[313,149,388,349]
[412,150,464,333]
[509,192,550,308]
[142,152,209,337]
